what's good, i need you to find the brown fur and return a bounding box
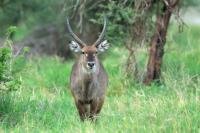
[82,45,97,52]
[70,46,108,121]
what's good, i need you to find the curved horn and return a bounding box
[94,17,107,46]
[66,18,86,46]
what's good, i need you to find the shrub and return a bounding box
[0,27,27,93]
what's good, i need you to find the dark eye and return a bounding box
[95,51,98,54]
[82,51,85,54]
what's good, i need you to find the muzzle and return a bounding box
[87,62,95,70]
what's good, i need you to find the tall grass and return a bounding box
[0,25,200,132]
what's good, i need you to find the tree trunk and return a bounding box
[144,0,178,85]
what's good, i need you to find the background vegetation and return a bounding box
[0,0,200,132]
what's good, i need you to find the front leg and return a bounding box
[90,99,98,121]
[75,100,87,121]
[96,97,105,115]
[90,97,105,121]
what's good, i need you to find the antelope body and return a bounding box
[67,17,109,121]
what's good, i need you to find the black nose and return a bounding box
[87,62,95,68]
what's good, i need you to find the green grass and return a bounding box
[0,25,200,132]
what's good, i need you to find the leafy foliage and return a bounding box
[0,0,74,36]
[90,1,135,46]
[0,27,26,93]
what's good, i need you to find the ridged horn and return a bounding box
[93,17,107,46]
[66,18,86,47]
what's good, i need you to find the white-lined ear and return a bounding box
[96,40,109,52]
[69,41,82,53]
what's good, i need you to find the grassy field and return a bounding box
[0,25,200,133]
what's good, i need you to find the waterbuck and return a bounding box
[67,17,109,121]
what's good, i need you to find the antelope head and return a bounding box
[67,17,109,73]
